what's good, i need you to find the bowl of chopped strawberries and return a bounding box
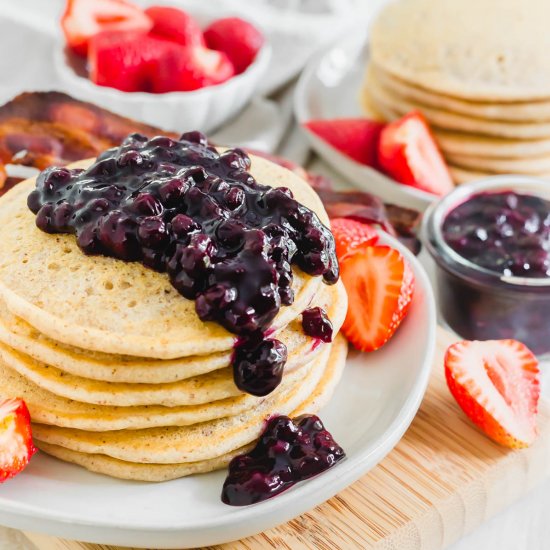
[54,0,271,132]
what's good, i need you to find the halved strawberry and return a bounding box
[304,119,385,167]
[153,46,235,93]
[61,0,152,57]
[145,6,205,47]
[330,217,379,260]
[378,111,454,196]
[204,17,264,74]
[88,31,173,92]
[445,340,540,449]
[340,245,414,352]
[0,398,37,483]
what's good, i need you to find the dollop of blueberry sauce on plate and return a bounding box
[302,307,333,343]
[222,414,345,506]
[442,191,550,277]
[27,132,338,396]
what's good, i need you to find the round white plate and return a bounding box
[294,32,437,212]
[0,232,436,549]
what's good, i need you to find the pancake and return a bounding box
[448,165,495,185]
[0,352,314,431]
[32,336,347,465]
[370,64,550,122]
[366,77,550,140]
[0,281,347,383]
[370,0,550,101]
[444,152,550,175]
[33,336,347,481]
[434,130,550,160]
[0,153,330,359]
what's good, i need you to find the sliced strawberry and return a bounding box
[145,6,205,47]
[330,217,379,260]
[304,119,385,167]
[445,340,540,449]
[204,17,264,74]
[378,111,454,196]
[340,246,414,352]
[0,398,37,483]
[153,46,235,93]
[88,31,165,92]
[61,0,152,57]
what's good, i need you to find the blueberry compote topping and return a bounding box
[27,132,338,396]
[301,307,333,343]
[221,414,345,506]
[442,191,550,277]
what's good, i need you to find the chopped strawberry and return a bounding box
[153,46,235,93]
[0,398,37,483]
[204,17,264,74]
[61,0,152,57]
[88,31,173,92]
[340,246,414,352]
[378,111,454,196]
[304,119,385,167]
[445,340,540,449]
[331,217,379,260]
[145,6,205,47]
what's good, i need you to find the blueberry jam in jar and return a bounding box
[28,132,339,394]
[221,414,345,506]
[424,176,550,355]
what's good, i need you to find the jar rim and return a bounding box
[422,174,550,288]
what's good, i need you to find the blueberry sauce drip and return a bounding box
[301,307,333,343]
[222,414,345,506]
[27,132,338,396]
[442,191,550,277]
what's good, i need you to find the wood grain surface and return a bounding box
[23,327,550,550]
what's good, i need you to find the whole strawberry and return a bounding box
[204,17,264,74]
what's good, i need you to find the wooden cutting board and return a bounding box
[23,327,550,550]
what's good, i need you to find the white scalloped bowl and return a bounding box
[53,39,271,133]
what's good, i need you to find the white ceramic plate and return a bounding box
[0,232,436,549]
[294,32,437,212]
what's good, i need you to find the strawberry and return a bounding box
[61,0,152,57]
[378,111,454,196]
[0,398,37,483]
[204,17,264,74]
[445,340,540,449]
[145,6,205,47]
[304,119,385,167]
[330,217,379,260]
[340,246,414,352]
[153,46,235,93]
[88,31,173,92]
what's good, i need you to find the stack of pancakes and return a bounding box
[363,0,550,184]
[0,154,348,482]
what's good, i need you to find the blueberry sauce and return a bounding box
[442,191,550,277]
[27,132,338,396]
[221,414,345,506]
[301,307,333,343]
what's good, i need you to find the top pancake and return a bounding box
[370,0,550,101]
[0,154,330,359]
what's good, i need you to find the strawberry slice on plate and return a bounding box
[204,17,264,74]
[145,6,205,47]
[445,339,540,449]
[340,245,414,352]
[304,119,385,167]
[61,0,153,56]
[0,398,37,483]
[331,217,379,260]
[378,111,454,196]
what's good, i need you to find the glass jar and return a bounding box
[423,175,550,355]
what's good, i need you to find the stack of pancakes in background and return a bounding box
[363,0,550,184]
[0,155,348,482]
